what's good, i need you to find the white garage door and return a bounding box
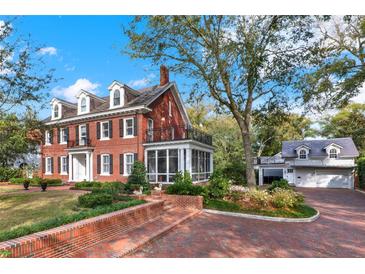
[295,168,353,189]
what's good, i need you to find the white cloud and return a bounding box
[128,73,156,88]
[350,83,365,103]
[51,78,100,102]
[64,64,76,72]
[38,46,57,56]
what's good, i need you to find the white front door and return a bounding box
[73,154,87,181]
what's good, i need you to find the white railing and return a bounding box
[291,158,355,167]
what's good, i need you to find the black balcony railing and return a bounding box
[67,138,92,148]
[145,125,213,146]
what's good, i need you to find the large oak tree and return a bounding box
[124,16,318,186]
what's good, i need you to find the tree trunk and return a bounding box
[242,131,256,187]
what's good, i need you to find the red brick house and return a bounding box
[41,66,213,184]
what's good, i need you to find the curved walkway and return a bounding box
[129,188,365,258]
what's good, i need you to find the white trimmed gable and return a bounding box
[108,81,125,109]
[50,99,62,120]
[76,90,91,115]
[294,144,310,159]
[324,143,343,158]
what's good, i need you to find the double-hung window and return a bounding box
[299,149,307,159]
[61,156,68,174]
[329,148,338,159]
[79,125,87,145]
[45,157,52,174]
[60,128,67,144]
[45,130,52,145]
[102,154,110,175]
[124,118,134,137]
[124,153,134,175]
[101,121,110,140]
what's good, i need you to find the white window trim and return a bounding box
[60,128,67,144]
[101,154,111,176]
[109,87,124,109]
[45,130,51,146]
[298,149,308,160]
[45,157,52,175]
[51,103,62,120]
[79,124,87,145]
[329,148,338,159]
[100,121,110,140]
[147,118,154,142]
[123,117,134,138]
[78,95,90,115]
[124,153,135,176]
[60,156,68,175]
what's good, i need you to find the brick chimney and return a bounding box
[160,65,169,86]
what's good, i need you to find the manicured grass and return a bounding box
[0,191,145,242]
[204,199,317,218]
[0,185,24,193]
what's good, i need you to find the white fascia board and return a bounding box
[143,139,214,151]
[44,105,151,125]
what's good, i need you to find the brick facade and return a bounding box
[41,88,185,183]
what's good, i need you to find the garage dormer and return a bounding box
[50,98,62,120]
[323,143,343,159]
[294,144,311,160]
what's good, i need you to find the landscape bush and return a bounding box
[207,170,230,199]
[0,199,145,242]
[0,167,22,182]
[244,188,271,208]
[357,157,365,189]
[165,171,207,197]
[125,161,150,194]
[268,179,290,192]
[78,193,113,208]
[270,188,304,208]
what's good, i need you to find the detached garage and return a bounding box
[295,168,354,189]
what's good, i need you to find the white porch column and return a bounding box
[259,167,263,186]
[85,152,90,181]
[210,152,213,174]
[68,154,73,182]
[186,148,192,175]
[179,148,184,172]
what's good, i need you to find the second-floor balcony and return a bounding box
[145,125,213,146]
[254,156,285,165]
[67,138,93,148]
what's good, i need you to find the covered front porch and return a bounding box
[144,140,213,184]
[66,149,93,182]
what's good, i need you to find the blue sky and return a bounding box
[0,16,192,119]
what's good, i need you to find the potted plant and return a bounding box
[23,179,30,190]
[40,179,48,192]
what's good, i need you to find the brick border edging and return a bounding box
[0,201,164,258]
[355,189,365,195]
[203,208,320,223]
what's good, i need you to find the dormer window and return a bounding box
[80,97,87,113]
[299,149,307,159]
[329,148,338,159]
[54,105,59,118]
[113,89,120,106]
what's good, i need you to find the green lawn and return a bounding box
[0,191,80,232]
[204,199,317,218]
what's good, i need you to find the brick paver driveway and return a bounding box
[130,188,365,257]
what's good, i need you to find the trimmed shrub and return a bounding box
[0,167,22,182]
[221,161,246,185]
[9,177,62,186]
[207,170,230,199]
[78,193,113,208]
[125,161,150,193]
[271,188,304,208]
[92,181,124,196]
[268,179,290,192]
[357,157,365,189]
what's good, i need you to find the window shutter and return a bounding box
[109,120,113,138]
[133,117,137,136]
[42,157,45,173]
[58,157,61,173]
[119,119,124,137]
[97,122,101,139]
[86,123,89,141]
[97,155,101,174]
[66,155,69,173]
[109,154,113,174]
[51,157,54,173]
[134,153,138,162]
[66,127,69,142]
[75,126,79,145]
[49,129,53,144]
[42,130,46,144]
[57,128,60,143]
[119,154,124,175]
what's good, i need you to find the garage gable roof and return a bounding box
[282,137,359,158]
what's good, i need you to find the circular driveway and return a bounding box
[130,188,365,257]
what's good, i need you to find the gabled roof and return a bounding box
[282,138,359,158]
[50,97,77,108]
[294,144,311,151]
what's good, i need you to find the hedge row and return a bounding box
[8,178,63,186]
[0,167,22,182]
[357,157,365,189]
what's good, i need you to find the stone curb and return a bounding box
[203,208,320,223]
[117,210,201,258]
[355,189,365,195]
